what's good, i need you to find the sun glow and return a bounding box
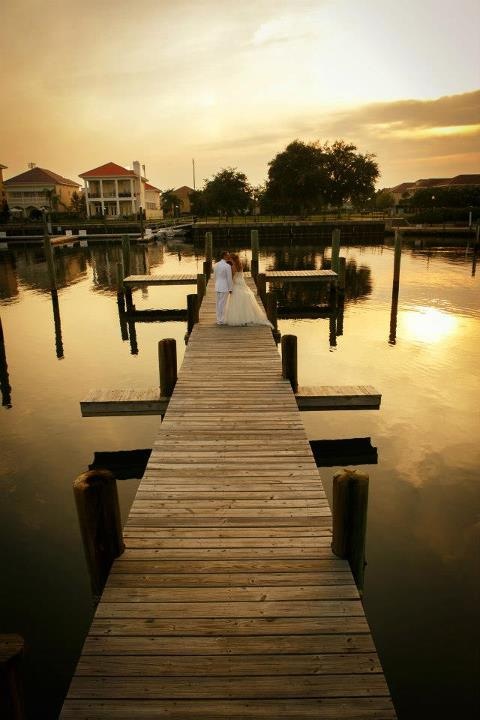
[402,307,459,344]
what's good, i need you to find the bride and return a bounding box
[225,253,273,327]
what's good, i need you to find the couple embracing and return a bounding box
[213,251,272,327]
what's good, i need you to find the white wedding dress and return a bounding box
[225,272,273,327]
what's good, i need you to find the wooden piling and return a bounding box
[187,293,199,334]
[73,469,125,597]
[205,231,213,262]
[281,334,298,392]
[332,469,369,590]
[121,235,131,277]
[43,236,56,289]
[0,634,25,720]
[251,229,259,278]
[338,256,346,293]
[197,273,206,303]
[389,231,402,344]
[0,316,12,408]
[331,228,341,274]
[393,230,402,288]
[158,338,177,397]
[266,291,278,329]
[202,260,211,283]
[204,232,213,279]
[116,262,124,293]
[256,272,267,307]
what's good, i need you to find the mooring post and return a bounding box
[266,291,277,329]
[116,262,124,304]
[158,338,177,397]
[337,256,346,294]
[281,334,298,392]
[197,273,206,304]
[256,272,267,307]
[331,469,369,591]
[331,228,341,274]
[187,293,199,334]
[0,316,12,408]
[0,634,26,720]
[73,469,125,597]
[121,235,131,277]
[251,229,259,278]
[204,231,213,278]
[393,230,402,289]
[203,260,211,283]
[116,262,128,341]
[42,213,56,290]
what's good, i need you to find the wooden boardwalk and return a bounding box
[61,278,396,718]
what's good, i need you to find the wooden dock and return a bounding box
[62,277,396,718]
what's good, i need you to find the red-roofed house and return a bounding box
[79,161,162,219]
[4,166,80,217]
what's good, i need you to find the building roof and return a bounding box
[390,182,415,193]
[0,164,7,170]
[79,162,139,179]
[4,167,80,187]
[173,185,194,194]
[414,178,450,188]
[448,174,480,186]
[145,182,161,192]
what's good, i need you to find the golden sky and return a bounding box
[1,0,479,190]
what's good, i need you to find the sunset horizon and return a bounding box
[2,0,478,192]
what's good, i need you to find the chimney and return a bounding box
[132,161,145,212]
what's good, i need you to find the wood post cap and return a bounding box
[0,634,24,662]
[73,469,116,490]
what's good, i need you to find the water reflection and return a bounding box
[403,307,459,344]
[0,316,12,407]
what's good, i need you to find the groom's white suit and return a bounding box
[213,258,233,324]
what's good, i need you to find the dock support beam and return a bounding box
[251,229,259,278]
[0,634,25,720]
[187,293,199,335]
[203,260,211,283]
[256,272,267,307]
[331,228,341,274]
[158,338,177,397]
[332,469,369,591]
[338,256,346,295]
[197,273,206,304]
[204,231,213,279]
[73,470,125,598]
[389,230,402,344]
[281,334,298,392]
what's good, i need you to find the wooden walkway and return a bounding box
[61,278,396,718]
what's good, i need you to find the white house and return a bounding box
[79,161,162,219]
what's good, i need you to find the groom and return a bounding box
[213,251,233,325]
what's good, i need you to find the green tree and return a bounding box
[262,139,379,214]
[262,141,328,215]
[374,189,395,210]
[188,189,208,216]
[43,187,61,211]
[323,140,378,206]
[70,190,86,216]
[202,168,252,216]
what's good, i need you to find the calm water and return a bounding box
[0,238,479,718]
